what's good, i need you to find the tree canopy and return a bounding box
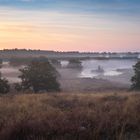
[131,61,140,90]
[18,58,60,93]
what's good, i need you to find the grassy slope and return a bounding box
[0,92,140,140]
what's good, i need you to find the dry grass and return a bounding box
[0,92,139,140]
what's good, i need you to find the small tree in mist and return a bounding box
[67,58,82,69]
[18,58,60,93]
[131,61,140,90]
[0,73,10,94]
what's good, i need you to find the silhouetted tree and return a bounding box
[0,73,10,94]
[67,58,82,69]
[131,61,140,90]
[18,58,60,93]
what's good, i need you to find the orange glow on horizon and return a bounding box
[0,12,140,52]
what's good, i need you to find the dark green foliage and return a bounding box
[18,58,60,93]
[0,73,10,94]
[67,58,82,69]
[131,61,140,90]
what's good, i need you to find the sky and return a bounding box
[0,0,140,52]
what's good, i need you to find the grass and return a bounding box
[0,92,139,140]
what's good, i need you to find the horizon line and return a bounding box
[0,48,140,53]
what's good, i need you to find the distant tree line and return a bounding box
[9,57,35,66]
[9,57,59,67]
[8,57,83,69]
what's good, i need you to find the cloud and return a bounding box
[0,0,140,21]
[0,0,140,51]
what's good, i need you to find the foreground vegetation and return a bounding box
[0,92,139,140]
[131,61,140,90]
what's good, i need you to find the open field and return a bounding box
[0,92,140,140]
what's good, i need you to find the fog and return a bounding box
[80,59,136,78]
[0,59,136,87]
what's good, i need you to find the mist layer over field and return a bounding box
[0,59,137,92]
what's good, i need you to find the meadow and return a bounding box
[0,92,139,140]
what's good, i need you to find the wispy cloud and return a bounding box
[0,0,140,51]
